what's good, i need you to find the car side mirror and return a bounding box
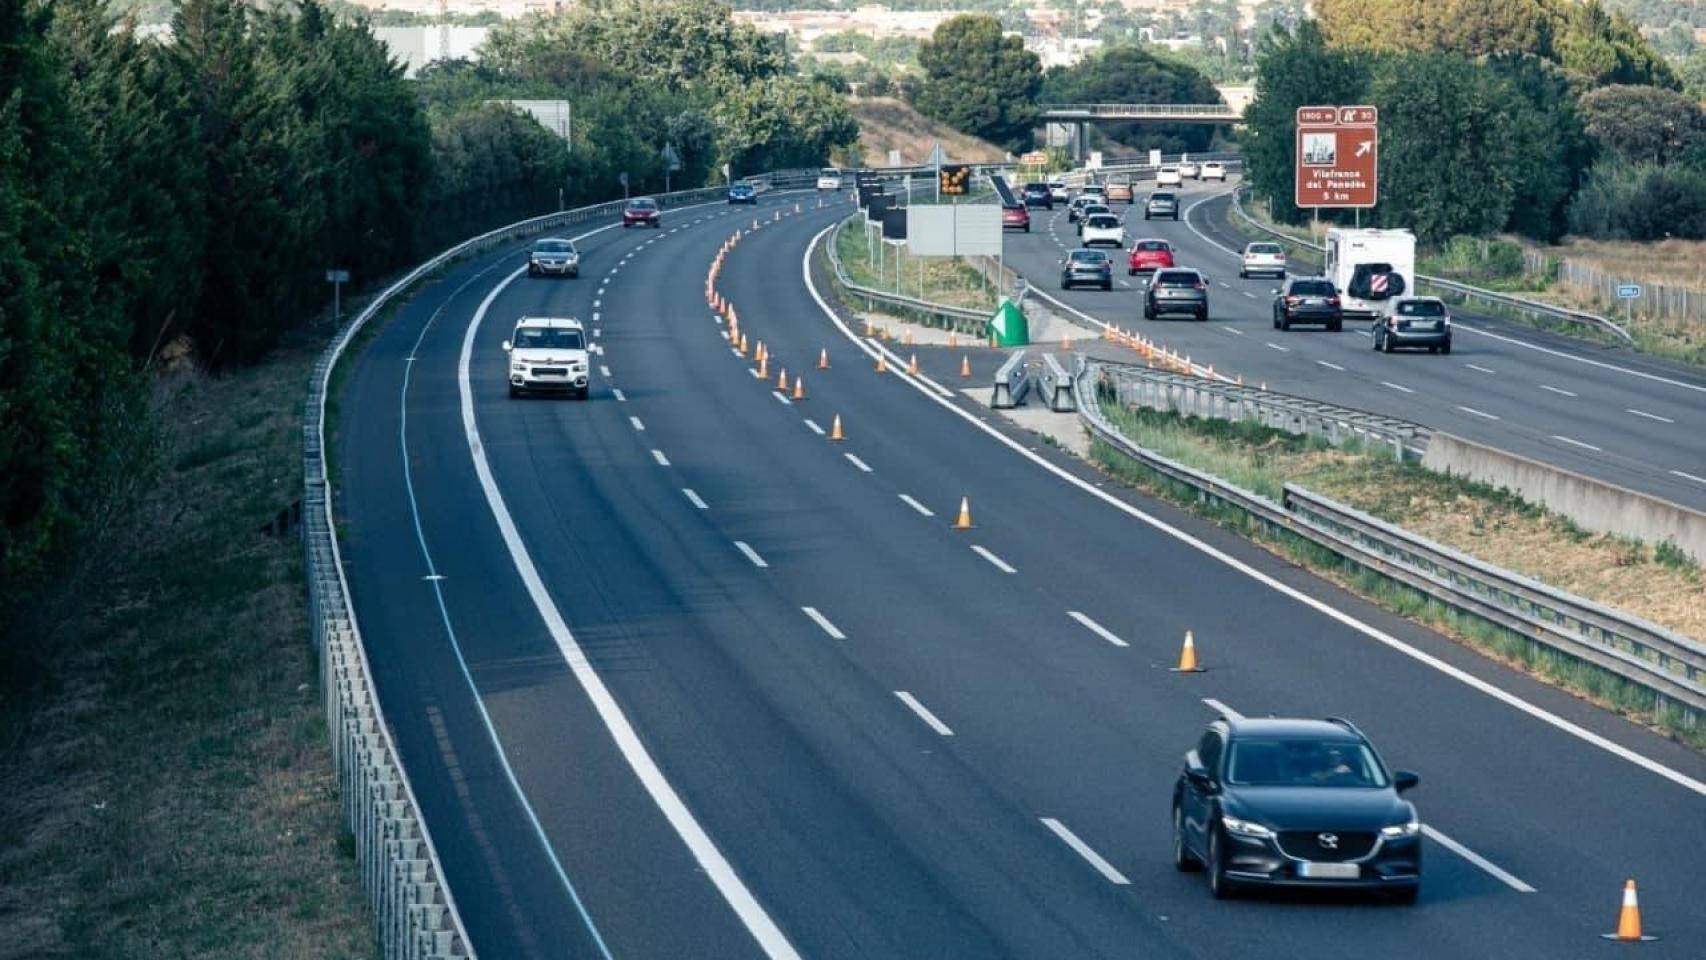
[502,341,512,353]
[1393,770,1420,793]
[1185,763,1219,793]
[1271,288,1281,296]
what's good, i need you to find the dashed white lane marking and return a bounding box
[1457,405,1501,420]
[592,312,601,322]
[1422,826,1537,893]
[1317,360,1345,371]
[612,388,626,402]
[682,488,708,510]
[1552,434,1602,452]
[1672,469,1706,486]
[734,541,769,568]
[802,606,846,640]
[594,299,602,308]
[629,416,645,431]
[970,545,1016,574]
[1265,342,1290,352]
[1627,408,1675,424]
[1538,384,1577,398]
[1068,611,1128,648]
[1217,281,1232,289]
[1040,818,1130,885]
[1241,291,1256,298]
[1381,381,1415,394]
[651,449,670,466]
[844,453,873,473]
[898,494,934,517]
[1466,363,1496,374]
[804,419,825,436]
[1119,280,1131,287]
[772,390,791,405]
[1201,698,1243,720]
[894,691,954,736]
[1222,327,1245,336]
[593,328,602,338]
[600,365,612,378]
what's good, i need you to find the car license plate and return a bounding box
[1304,298,1323,305]
[1299,862,1359,880]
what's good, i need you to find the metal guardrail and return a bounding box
[824,216,992,337]
[1092,359,1431,460]
[304,179,769,959]
[1038,353,1077,412]
[1075,372,1704,728]
[1040,103,1243,120]
[1226,188,1635,345]
[992,350,1030,408]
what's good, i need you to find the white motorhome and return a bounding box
[1325,228,1415,321]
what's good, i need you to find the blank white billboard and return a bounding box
[906,204,1002,258]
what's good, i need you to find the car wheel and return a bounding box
[1061,280,1070,290]
[1390,884,1421,905]
[576,387,590,401]
[1238,270,1246,279]
[1207,828,1236,899]
[1428,345,1439,354]
[1382,333,1395,353]
[1329,319,1341,332]
[1372,331,1382,351]
[1197,308,1208,322]
[1279,315,1290,331]
[1143,303,1156,320]
[1173,804,1201,872]
[1272,312,1280,329]
[1024,225,1030,233]
[508,385,521,398]
[1144,213,1151,220]
[527,266,538,277]
[1441,341,1452,355]
[1102,281,1112,291]
[1129,267,1138,276]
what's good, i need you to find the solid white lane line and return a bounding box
[749,368,763,379]
[612,388,626,402]
[682,488,708,510]
[1380,381,1415,394]
[1457,405,1501,421]
[1457,322,1706,396]
[802,606,846,640]
[898,494,935,517]
[1265,342,1290,352]
[802,222,1706,799]
[844,453,872,473]
[1068,611,1129,648]
[1538,384,1577,398]
[894,691,954,736]
[1627,408,1675,424]
[1422,826,1536,893]
[1465,363,1496,374]
[734,541,769,568]
[1040,818,1131,885]
[1551,434,1602,452]
[971,545,1016,574]
[1670,469,1706,486]
[803,419,825,436]
[1317,360,1345,371]
[1201,698,1243,720]
[772,390,791,405]
[651,449,670,466]
[629,416,645,431]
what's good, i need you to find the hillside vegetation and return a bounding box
[850,96,1007,166]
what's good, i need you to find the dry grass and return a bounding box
[849,96,1008,167]
[836,219,1000,310]
[1550,236,1706,291]
[0,333,370,958]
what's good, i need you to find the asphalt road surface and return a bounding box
[1004,180,1706,512]
[335,187,1706,958]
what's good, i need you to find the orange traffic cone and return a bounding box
[756,341,767,363]
[777,368,789,391]
[875,353,887,374]
[1602,879,1657,941]
[959,355,972,378]
[757,353,768,380]
[792,376,805,401]
[904,329,914,346]
[1062,335,1073,351]
[1170,631,1205,673]
[829,414,845,441]
[818,347,830,370]
[907,354,919,376]
[864,320,874,337]
[738,333,749,356]
[953,497,974,530]
[949,331,959,348]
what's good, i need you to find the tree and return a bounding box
[1488,55,1594,242]
[1039,45,1226,154]
[1242,21,1370,223]
[912,14,1042,151]
[1578,83,1706,165]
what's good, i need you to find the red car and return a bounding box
[1128,238,1175,275]
[622,197,661,228]
[1002,204,1030,232]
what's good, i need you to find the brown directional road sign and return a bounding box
[1295,104,1378,209]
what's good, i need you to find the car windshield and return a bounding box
[1087,215,1120,228]
[628,199,657,211]
[1160,167,1178,174]
[1150,193,1175,202]
[1135,240,1170,252]
[820,168,839,177]
[1398,300,1446,316]
[1069,251,1108,264]
[1084,205,1109,215]
[513,327,585,350]
[731,183,752,192]
[534,240,575,254]
[1155,271,1199,287]
[1248,244,1284,255]
[1291,280,1336,296]
[1227,739,1388,788]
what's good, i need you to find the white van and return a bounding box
[1325,228,1416,321]
[816,167,844,191]
[503,316,590,398]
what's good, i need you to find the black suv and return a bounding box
[1173,716,1422,902]
[1272,276,1342,331]
[1022,182,1053,209]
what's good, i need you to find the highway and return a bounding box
[334,185,1706,958]
[1002,180,1706,511]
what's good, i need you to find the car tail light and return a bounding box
[1286,296,1301,305]
[1328,296,1341,305]
[1195,281,1206,290]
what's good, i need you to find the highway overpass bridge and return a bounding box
[1039,85,1252,159]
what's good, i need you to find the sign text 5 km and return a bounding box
[1295,105,1378,209]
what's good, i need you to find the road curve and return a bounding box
[334,188,1706,958]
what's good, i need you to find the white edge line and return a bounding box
[1671,469,1706,486]
[734,541,769,568]
[1316,360,1344,371]
[1039,818,1131,885]
[1551,434,1602,452]
[1626,408,1674,424]
[970,544,1016,574]
[1456,405,1501,421]
[801,606,846,640]
[1422,825,1536,893]
[894,691,954,736]
[803,419,825,435]
[1380,381,1415,394]
[461,234,804,957]
[1068,610,1129,648]
[800,222,1706,800]
[898,493,934,517]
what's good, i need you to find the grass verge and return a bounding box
[1090,399,1705,750]
[834,210,1000,312]
[0,331,371,958]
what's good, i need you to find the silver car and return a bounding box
[1144,268,1209,321]
[528,237,581,278]
[1144,192,1179,221]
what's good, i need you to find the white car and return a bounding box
[1047,180,1070,203]
[504,316,590,398]
[1156,166,1182,187]
[1079,183,1107,204]
[1240,242,1288,279]
[1178,160,1201,179]
[816,166,843,191]
[1081,213,1125,248]
[1200,161,1227,182]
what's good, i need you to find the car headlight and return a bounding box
[1221,815,1274,840]
[1381,818,1421,839]
[511,362,525,373]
